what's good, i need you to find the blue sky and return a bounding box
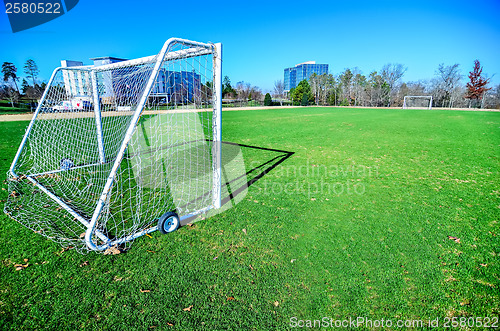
[1,0,499,91]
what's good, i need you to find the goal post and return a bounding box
[5,38,223,252]
[403,96,433,109]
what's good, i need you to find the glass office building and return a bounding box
[284,61,329,91]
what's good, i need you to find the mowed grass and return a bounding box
[0,107,499,329]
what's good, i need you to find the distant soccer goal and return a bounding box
[4,38,222,253]
[403,96,433,109]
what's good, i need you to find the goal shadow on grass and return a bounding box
[180,140,294,224]
[220,141,295,205]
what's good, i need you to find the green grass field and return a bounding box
[1,107,499,329]
[0,100,32,115]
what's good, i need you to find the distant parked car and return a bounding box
[52,99,91,112]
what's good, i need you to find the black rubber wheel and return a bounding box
[158,212,180,234]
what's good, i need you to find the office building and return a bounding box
[284,61,328,91]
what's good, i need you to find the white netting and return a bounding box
[403,96,433,109]
[5,40,219,253]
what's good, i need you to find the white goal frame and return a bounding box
[5,38,222,252]
[403,96,433,109]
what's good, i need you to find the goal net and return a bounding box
[403,96,433,109]
[4,38,222,252]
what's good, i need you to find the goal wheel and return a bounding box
[158,212,180,234]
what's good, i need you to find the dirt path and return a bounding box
[1,106,498,122]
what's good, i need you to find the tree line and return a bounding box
[1,60,44,108]
[2,58,498,110]
[222,60,498,109]
[282,61,498,108]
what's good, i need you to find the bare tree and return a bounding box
[327,76,340,106]
[236,81,251,101]
[381,63,407,106]
[309,73,320,105]
[273,80,284,106]
[352,68,367,106]
[26,85,43,103]
[235,81,262,105]
[339,68,353,105]
[396,80,428,107]
[486,84,500,109]
[1,84,20,107]
[434,63,462,107]
[367,71,390,107]
[319,74,334,105]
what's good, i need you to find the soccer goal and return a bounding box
[4,38,222,252]
[402,96,433,109]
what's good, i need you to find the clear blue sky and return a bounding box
[1,0,499,91]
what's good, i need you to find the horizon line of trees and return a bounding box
[222,60,499,109]
[3,58,499,110]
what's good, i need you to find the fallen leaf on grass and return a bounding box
[249,265,254,270]
[227,297,234,301]
[14,263,29,271]
[103,246,122,255]
[79,232,86,239]
[186,223,194,227]
[447,236,461,243]
[114,276,123,281]
[183,305,193,311]
[273,301,279,307]
[140,289,151,293]
[58,246,74,254]
[480,263,488,267]
[167,322,174,326]
[79,261,89,267]
[242,229,247,235]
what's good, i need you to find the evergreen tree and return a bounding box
[222,76,235,97]
[291,80,313,106]
[21,78,29,94]
[264,93,272,106]
[301,92,309,106]
[2,62,20,92]
[24,59,39,87]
